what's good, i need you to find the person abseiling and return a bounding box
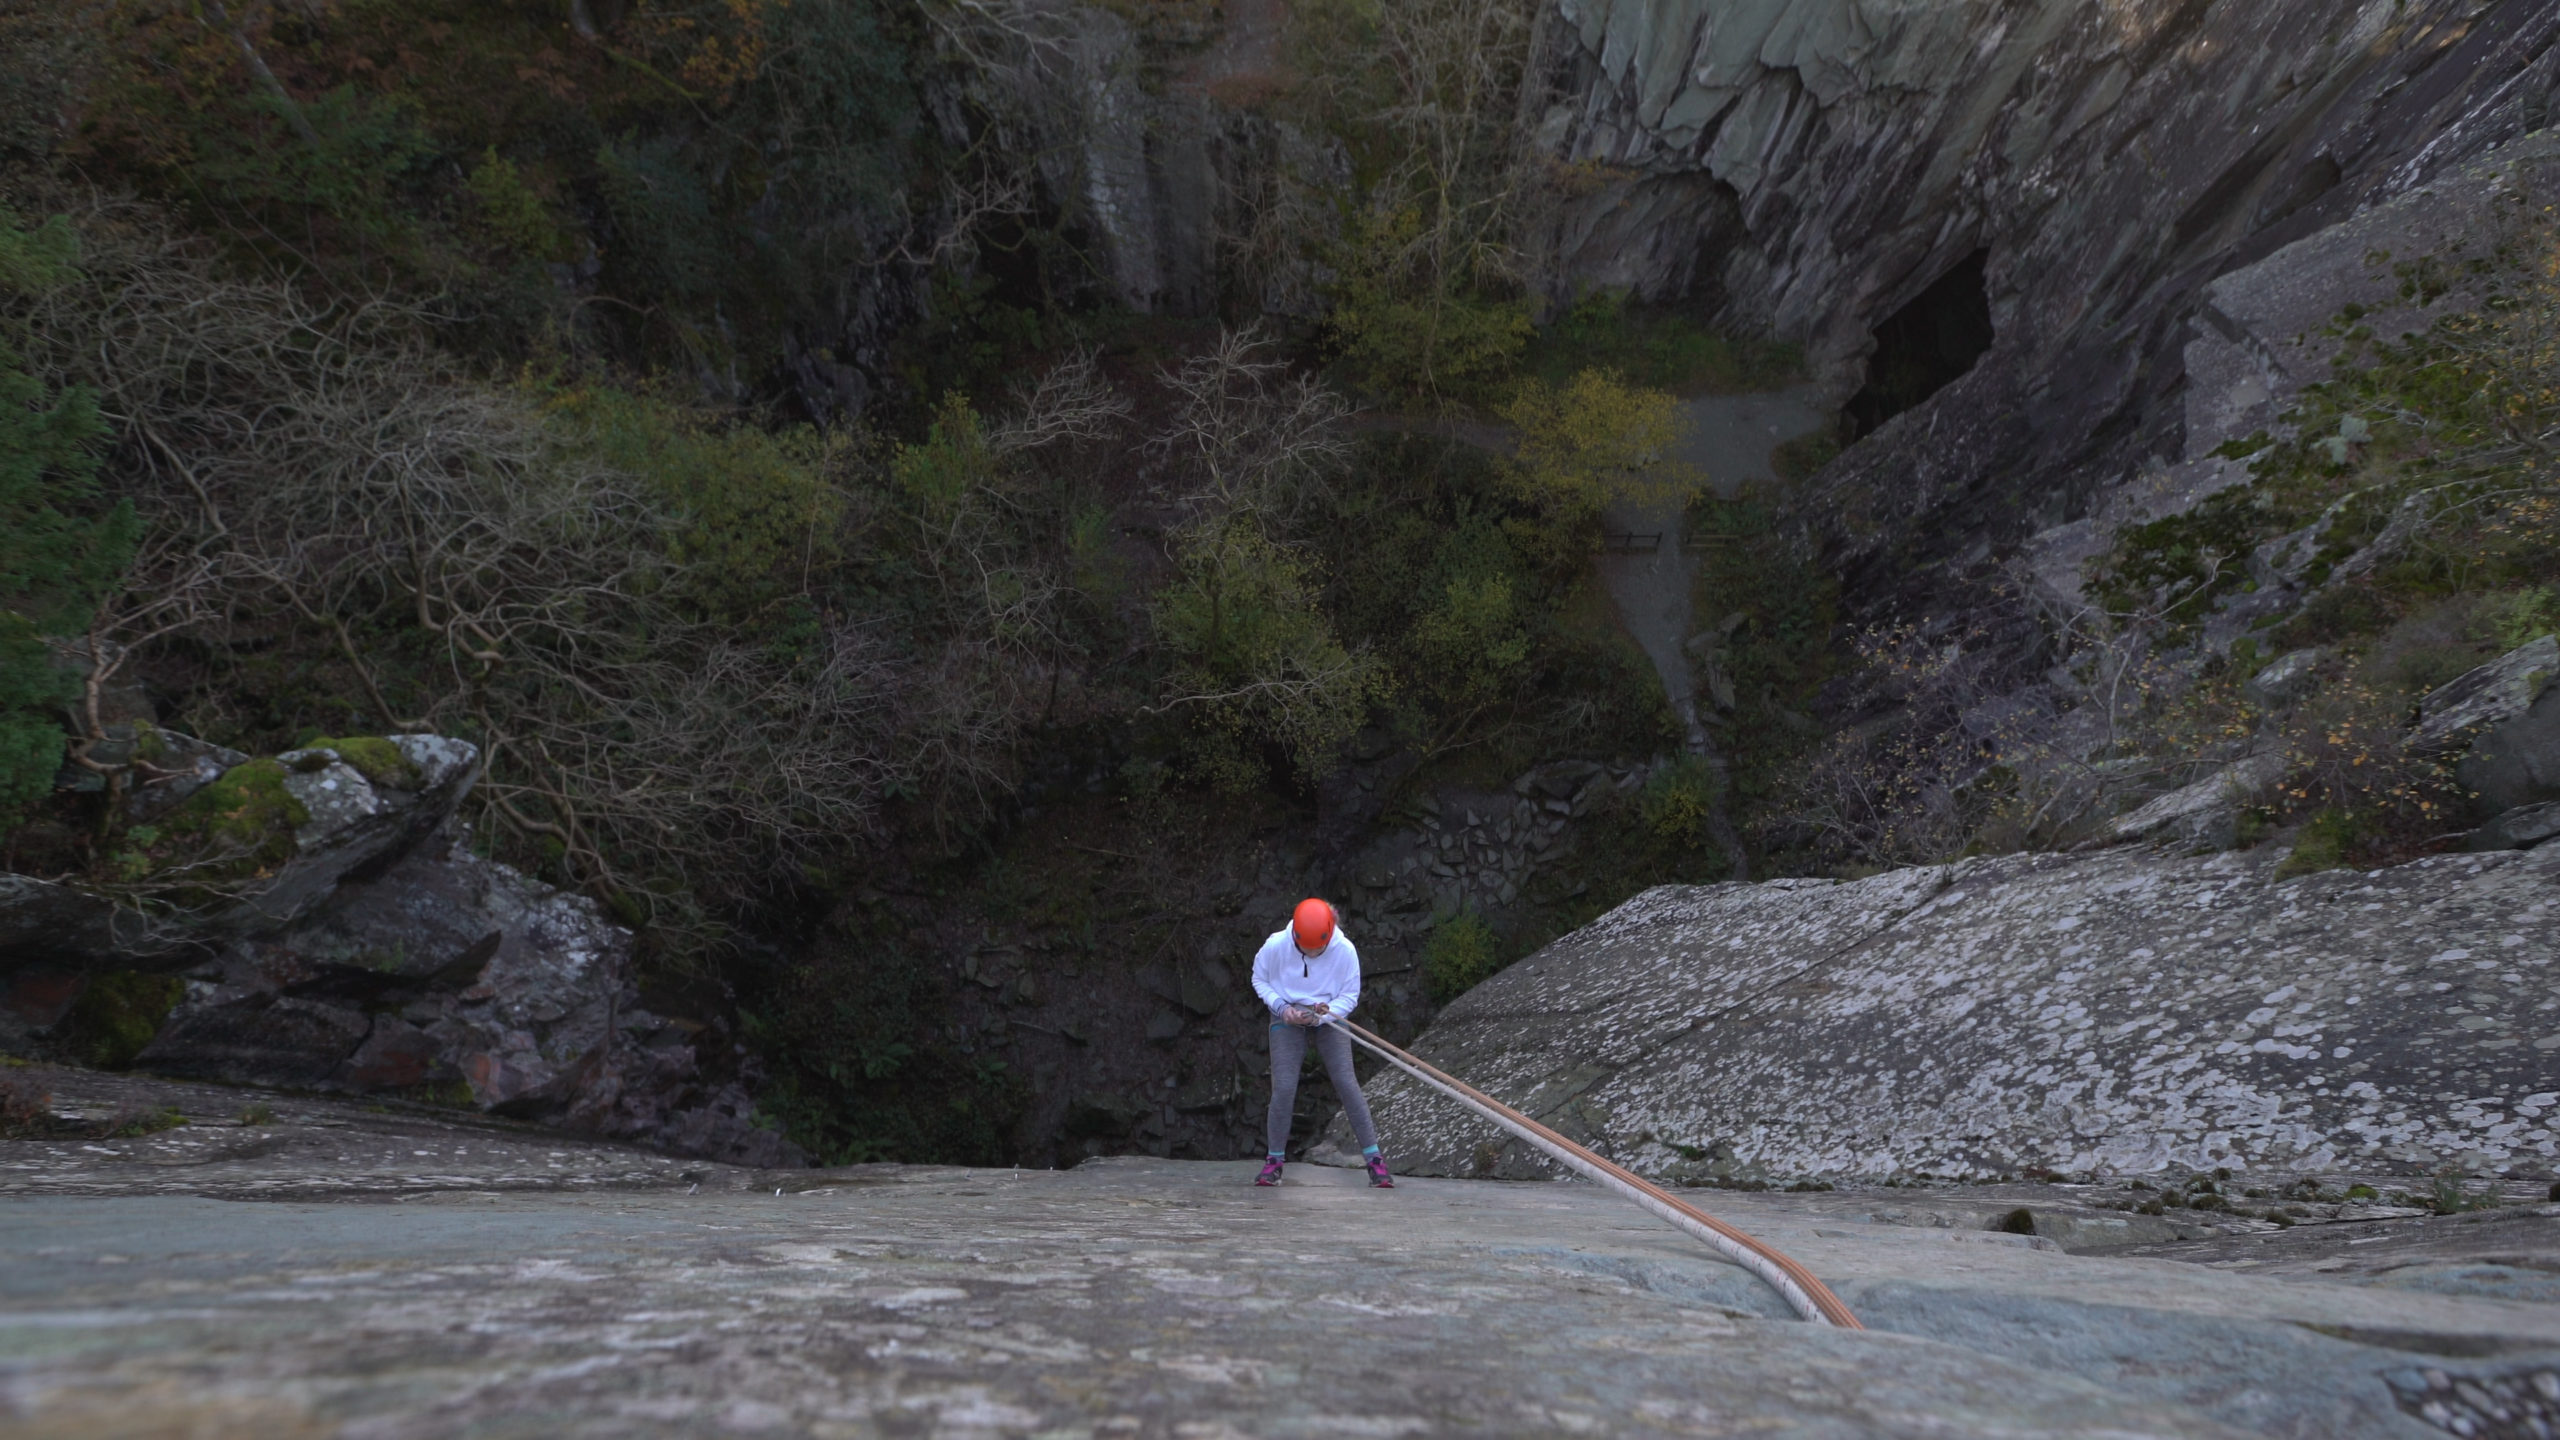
[1251,897,1392,1188]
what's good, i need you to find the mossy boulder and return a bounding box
[2,735,479,966]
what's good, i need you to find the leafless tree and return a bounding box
[1149,326,1350,535]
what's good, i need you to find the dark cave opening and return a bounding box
[1844,249,1994,437]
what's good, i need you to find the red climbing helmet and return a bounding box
[1291,897,1336,953]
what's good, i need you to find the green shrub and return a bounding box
[1154,522,1385,787]
[1498,369,1697,571]
[1423,910,1504,1002]
[560,387,845,618]
[463,148,572,263]
[1639,755,1723,845]
[890,393,997,514]
[1330,281,1534,403]
[1405,570,1531,745]
[1523,290,1801,394]
[2482,587,2559,652]
[0,209,135,816]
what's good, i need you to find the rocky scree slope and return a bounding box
[1325,836,2560,1187]
[0,733,790,1167]
[4,1066,2560,1439]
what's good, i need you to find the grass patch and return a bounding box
[103,1104,186,1138]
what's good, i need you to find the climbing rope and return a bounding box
[1326,1019,1863,1329]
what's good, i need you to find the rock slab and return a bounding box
[5,1069,2559,1439]
[1326,843,2560,1185]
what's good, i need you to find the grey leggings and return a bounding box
[1267,1021,1379,1156]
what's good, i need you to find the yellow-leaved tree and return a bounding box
[1498,368,1700,568]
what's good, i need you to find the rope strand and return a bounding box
[1326,1019,1862,1328]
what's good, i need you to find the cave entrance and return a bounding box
[1844,249,1993,437]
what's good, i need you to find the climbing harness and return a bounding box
[1323,1018,1863,1329]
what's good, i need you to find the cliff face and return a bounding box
[1528,0,2556,598]
[1034,0,2556,603]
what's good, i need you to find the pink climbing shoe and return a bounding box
[1365,1153,1394,1188]
[1255,1157,1284,1186]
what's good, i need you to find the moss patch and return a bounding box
[311,736,421,789]
[156,758,308,877]
[57,971,185,1069]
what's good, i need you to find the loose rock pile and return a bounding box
[1339,761,1636,944]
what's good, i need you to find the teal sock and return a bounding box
[1363,1146,1381,1157]
[1267,1152,1284,1160]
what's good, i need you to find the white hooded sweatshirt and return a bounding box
[1250,926,1360,1023]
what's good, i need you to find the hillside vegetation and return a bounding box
[0,0,1822,1160]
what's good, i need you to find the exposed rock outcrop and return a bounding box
[0,737,796,1167]
[1327,840,2560,1185]
[2422,635,2560,836]
[0,733,478,966]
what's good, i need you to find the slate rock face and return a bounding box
[1524,0,2557,612]
[1325,843,2560,1184]
[10,1068,2560,1440]
[2416,636,2560,758]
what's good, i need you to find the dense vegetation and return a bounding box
[0,0,1836,1161]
